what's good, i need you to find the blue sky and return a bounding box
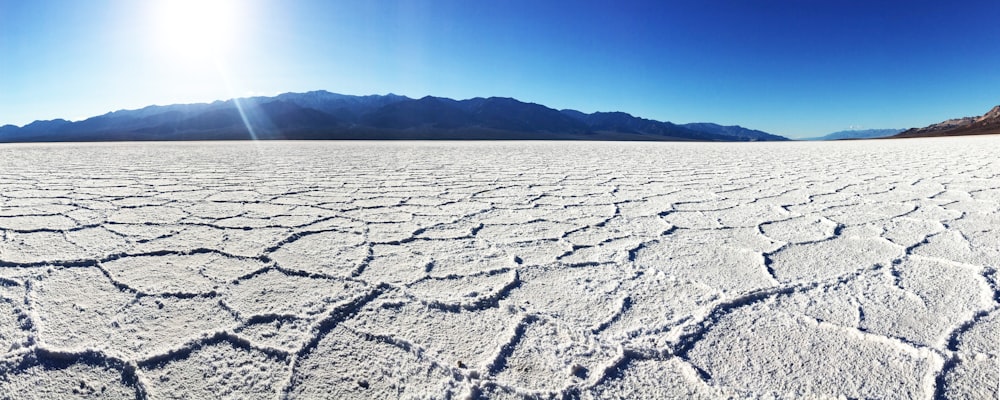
[1,0,998,138]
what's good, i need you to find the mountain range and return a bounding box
[891,105,1000,138]
[0,91,788,143]
[805,128,904,141]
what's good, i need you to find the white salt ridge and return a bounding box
[0,137,998,398]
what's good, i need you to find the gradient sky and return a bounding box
[2,0,999,138]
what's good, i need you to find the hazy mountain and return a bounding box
[680,122,788,141]
[805,129,904,141]
[0,91,789,142]
[559,111,741,141]
[892,105,1000,138]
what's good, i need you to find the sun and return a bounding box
[153,0,240,63]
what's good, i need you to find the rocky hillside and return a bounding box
[893,105,1000,138]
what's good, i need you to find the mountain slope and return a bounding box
[806,129,904,141]
[892,105,1000,138]
[0,91,788,142]
[681,122,788,141]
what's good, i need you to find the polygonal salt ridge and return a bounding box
[582,357,727,399]
[817,200,919,226]
[632,238,776,296]
[361,221,431,244]
[766,234,904,284]
[670,197,743,212]
[532,193,620,209]
[911,230,1000,268]
[560,221,634,248]
[224,268,365,319]
[102,222,182,242]
[950,307,1000,357]
[0,273,27,300]
[774,258,994,350]
[489,316,619,394]
[76,184,148,198]
[100,252,268,296]
[0,349,142,399]
[502,264,630,332]
[652,189,726,207]
[475,206,565,225]
[760,215,840,244]
[939,355,1000,400]
[476,220,582,245]
[0,231,99,265]
[209,213,328,230]
[342,208,414,225]
[540,183,618,198]
[0,294,32,359]
[462,381,539,400]
[669,226,783,254]
[348,195,409,209]
[657,210,728,230]
[358,244,435,285]
[930,188,976,203]
[947,209,1000,235]
[285,325,460,399]
[106,204,189,225]
[191,226,293,259]
[471,186,550,202]
[234,315,314,354]
[544,204,619,223]
[0,204,78,217]
[117,225,232,255]
[395,200,494,217]
[179,201,251,219]
[152,188,218,202]
[595,273,720,343]
[63,205,111,225]
[28,267,132,350]
[138,334,291,400]
[296,215,366,232]
[0,214,80,231]
[345,295,521,374]
[109,195,174,209]
[63,226,128,255]
[557,236,649,267]
[614,197,675,219]
[409,218,485,241]
[0,188,74,199]
[105,296,238,360]
[683,305,940,400]
[267,229,368,278]
[877,217,947,248]
[968,186,1000,202]
[940,197,1000,214]
[203,190,266,203]
[401,269,520,311]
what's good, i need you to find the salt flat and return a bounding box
[0,138,997,399]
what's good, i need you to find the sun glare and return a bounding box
[153,0,240,63]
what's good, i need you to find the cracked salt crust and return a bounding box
[0,137,998,399]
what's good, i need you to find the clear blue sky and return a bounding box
[2,0,999,138]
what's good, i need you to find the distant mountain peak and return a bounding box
[977,105,1000,122]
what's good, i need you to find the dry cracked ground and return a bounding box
[0,138,998,399]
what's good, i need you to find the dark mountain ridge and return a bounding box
[0,91,790,142]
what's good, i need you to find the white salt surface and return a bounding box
[0,138,998,399]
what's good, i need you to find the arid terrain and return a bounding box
[0,138,997,399]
